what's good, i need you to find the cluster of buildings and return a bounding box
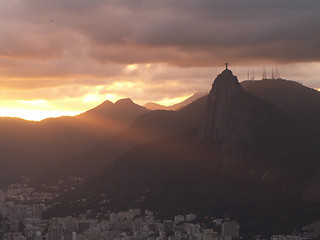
[1,179,240,240]
[0,201,46,222]
[1,207,240,240]
[0,201,47,232]
[269,221,320,240]
[46,177,83,193]
[2,179,319,240]
[0,176,83,205]
[0,186,54,203]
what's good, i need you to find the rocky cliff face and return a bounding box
[198,69,280,151]
[198,69,244,141]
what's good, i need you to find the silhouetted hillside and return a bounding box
[61,70,320,238]
[241,79,320,112]
[38,76,320,188]
[78,98,148,133]
[2,77,320,189]
[32,94,209,185]
[125,95,208,144]
[0,99,149,187]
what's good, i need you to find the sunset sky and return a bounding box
[1,0,320,120]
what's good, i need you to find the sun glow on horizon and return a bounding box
[0,108,81,121]
[17,99,47,105]
[156,94,193,106]
[0,98,87,121]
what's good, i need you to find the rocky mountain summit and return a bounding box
[198,69,244,142]
[198,68,281,151]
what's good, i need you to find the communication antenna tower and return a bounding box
[275,67,280,79]
[262,66,267,79]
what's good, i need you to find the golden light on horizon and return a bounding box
[0,91,195,121]
[105,94,119,102]
[17,100,47,105]
[156,94,193,106]
[83,94,101,103]
[0,98,91,121]
[0,108,81,121]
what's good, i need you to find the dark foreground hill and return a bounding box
[241,78,320,112]
[0,99,148,187]
[55,70,320,238]
[31,96,209,185]
[3,76,319,188]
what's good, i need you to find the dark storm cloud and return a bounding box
[7,0,318,66]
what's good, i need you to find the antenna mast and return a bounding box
[262,66,267,79]
[275,67,279,79]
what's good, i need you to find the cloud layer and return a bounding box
[3,0,319,65]
[0,0,319,119]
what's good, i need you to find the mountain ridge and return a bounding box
[0,98,149,187]
[53,69,320,237]
[2,77,319,188]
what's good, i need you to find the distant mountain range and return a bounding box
[144,92,207,110]
[0,98,148,187]
[1,70,320,238]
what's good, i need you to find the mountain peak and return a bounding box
[197,68,278,147]
[115,98,135,105]
[198,69,245,142]
[210,69,243,98]
[99,100,114,107]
